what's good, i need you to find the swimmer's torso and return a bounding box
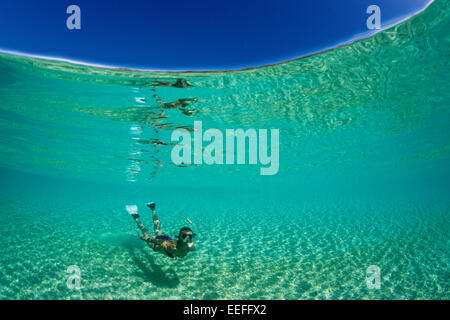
[152,239,193,258]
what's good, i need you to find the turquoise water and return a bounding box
[0,0,449,300]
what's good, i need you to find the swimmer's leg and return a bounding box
[134,218,157,247]
[133,215,152,238]
[125,206,152,237]
[147,202,163,236]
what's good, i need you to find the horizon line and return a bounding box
[0,0,433,74]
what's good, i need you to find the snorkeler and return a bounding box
[153,95,199,116]
[149,78,191,89]
[153,95,198,109]
[127,202,196,259]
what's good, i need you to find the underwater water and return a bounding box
[0,0,449,300]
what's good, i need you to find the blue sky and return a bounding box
[0,0,432,70]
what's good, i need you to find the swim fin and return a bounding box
[146,202,156,210]
[126,205,139,218]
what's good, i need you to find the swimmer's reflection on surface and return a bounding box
[147,78,192,90]
[153,95,199,116]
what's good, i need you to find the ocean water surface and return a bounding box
[0,0,449,299]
